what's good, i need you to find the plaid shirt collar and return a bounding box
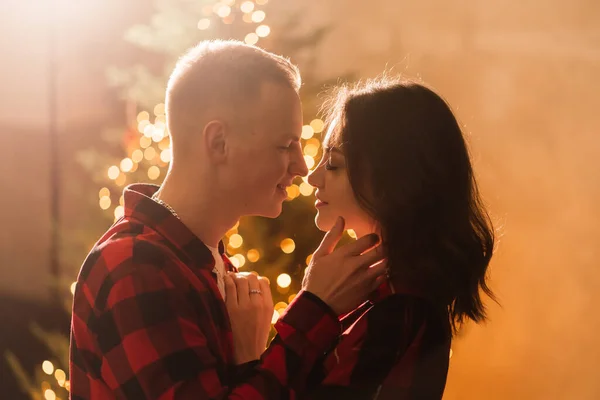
[122,183,228,271]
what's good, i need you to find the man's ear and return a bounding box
[203,120,228,163]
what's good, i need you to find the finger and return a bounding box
[224,273,238,307]
[233,274,250,305]
[343,233,380,257]
[352,244,385,269]
[367,259,388,277]
[258,277,273,308]
[313,216,345,259]
[247,274,261,304]
[371,273,387,291]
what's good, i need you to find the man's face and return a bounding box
[224,82,308,218]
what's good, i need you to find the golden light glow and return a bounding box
[247,249,260,262]
[242,13,254,23]
[197,18,211,30]
[310,118,325,133]
[144,147,157,161]
[299,182,313,196]
[256,0,268,4]
[115,173,126,187]
[143,124,154,138]
[347,229,357,239]
[137,111,150,122]
[307,137,321,148]
[251,10,266,22]
[154,103,165,116]
[271,309,279,324]
[152,128,165,143]
[42,361,54,375]
[99,196,111,210]
[304,143,318,157]
[222,0,235,5]
[160,149,172,163]
[305,254,312,265]
[256,25,270,37]
[217,5,231,17]
[304,155,315,170]
[274,301,288,312]
[244,32,259,45]
[286,184,300,200]
[223,15,235,24]
[158,137,171,150]
[230,257,240,268]
[147,166,161,180]
[301,125,314,139]
[288,293,297,303]
[132,149,144,163]
[119,195,125,206]
[138,120,150,134]
[44,389,56,400]
[99,187,110,198]
[277,273,292,288]
[55,369,67,386]
[240,1,255,13]
[280,238,295,254]
[140,135,152,149]
[70,281,77,295]
[232,254,246,267]
[120,158,134,172]
[229,233,243,248]
[108,166,119,180]
[114,205,125,219]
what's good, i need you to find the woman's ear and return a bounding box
[203,120,227,163]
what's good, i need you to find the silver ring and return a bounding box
[249,289,262,295]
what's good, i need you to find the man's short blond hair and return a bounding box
[165,40,301,137]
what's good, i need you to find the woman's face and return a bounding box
[308,120,376,237]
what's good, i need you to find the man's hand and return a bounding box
[224,272,273,365]
[303,217,387,316]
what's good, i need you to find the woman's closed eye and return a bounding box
[325,160,338,170]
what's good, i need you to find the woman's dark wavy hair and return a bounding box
[322,76,496,334]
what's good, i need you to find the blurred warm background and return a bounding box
[1,0,599,399]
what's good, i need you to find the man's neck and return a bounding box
[154,172,239,248]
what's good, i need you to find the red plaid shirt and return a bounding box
[70,184,341,399]
[304,283,452,399]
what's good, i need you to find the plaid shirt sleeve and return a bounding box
[71,240,341,400]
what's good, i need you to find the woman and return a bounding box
[301,77,496,399]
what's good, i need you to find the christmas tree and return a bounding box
[7,1,354,398]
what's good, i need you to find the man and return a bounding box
[70,40,385,399]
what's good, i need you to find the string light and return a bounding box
[131,149,144,163]
[240,1,255,13]
[280,238,295,253]
[242,13,253,23]
[144,147,156,161]
[274,301,288,312]
[251,10,265,23]
[137,111,150,122]
[115,173,126,187]
[303,155,315,170]
[99,187,110,198]
[108,166,119,180]
[256,25,270,37]
[119,195,125,206]
[217,5,231,18]
[303,143,318,157]
[229,233,243,248]
[147,166,160,180]
[54,369,67,387]
[244,32,259,45]
[310,118,325,133]
[299,182,313,196]
[247,249,260,262]
[140,136,152,149]
[160,149,172,163]
[42,361,54,375]
[286,184,299,200]
[301,125,314,139]
[223,15,235,24]
[305,254,312,265]
[120,158,134,172]
[277,273,292,288]
[271,309,279,324]
[347,229,357,239]
[154,103,165,116]
[44,389,56,400]
[288,293,297,303]
[99,196,111,210]
[143,124,155,138]
[70,282,77,295]
[114,206,124,219]
[151,128,165,143]
[232,254,246,267]
[197,18,211,30]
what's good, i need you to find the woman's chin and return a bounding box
[314,213,335,232]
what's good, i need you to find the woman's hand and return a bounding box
[224,272,273,365]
